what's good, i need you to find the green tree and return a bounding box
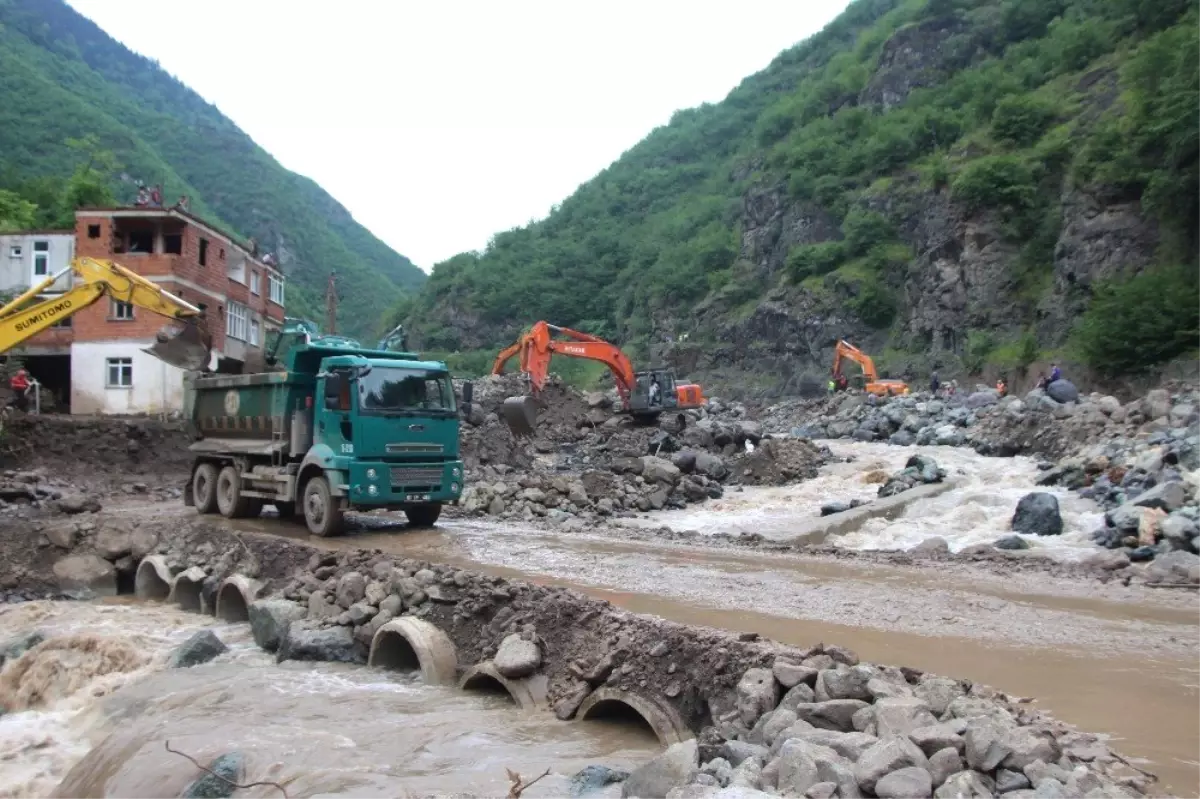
[951,156,1038,213]
[0,189,37,232]
[991,94,1055,146]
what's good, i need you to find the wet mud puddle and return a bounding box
[0,600,657,798]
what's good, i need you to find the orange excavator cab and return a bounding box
[492,321,705,435]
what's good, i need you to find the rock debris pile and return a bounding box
[455,376,829,522]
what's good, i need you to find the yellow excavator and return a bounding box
[0,257,213,371]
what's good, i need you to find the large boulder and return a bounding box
[641,456,683,486]
[1011,492,1063,536]
[277,621,364,664]
[52,554,116,597]
[622,739,698,798]
[1045,379,1079,404]
[737,668,780,726]
[169,630,227,668]
[248,599,307,652]
[494,633,542,678]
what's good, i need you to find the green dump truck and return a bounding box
[182,319,468,537]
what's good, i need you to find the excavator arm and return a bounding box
[833,339,878,383]
[0,257,214,371]
[492,321,637,399]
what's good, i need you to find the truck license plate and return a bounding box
[406,493,431,502]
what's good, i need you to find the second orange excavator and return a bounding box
[833,339,910,396]
[492,321,704,436]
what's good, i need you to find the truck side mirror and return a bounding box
[463,381,474,404]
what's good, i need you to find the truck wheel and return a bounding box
[405,503,442,528]
[216,465,258,519]
[303,476,344,537]
[192,463,219,514]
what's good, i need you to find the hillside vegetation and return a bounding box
[0,0,423,337]
[407,0,1197,393]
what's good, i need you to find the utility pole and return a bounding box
[326,271,337,334]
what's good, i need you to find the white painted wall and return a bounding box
[70,340,186,415]
[0,234,74,294]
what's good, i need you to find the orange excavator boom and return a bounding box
[832,338,909,396]
[492,321,639,404]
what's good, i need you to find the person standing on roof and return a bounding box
[150,184,163,206]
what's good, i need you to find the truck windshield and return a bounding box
[357,368,455,415]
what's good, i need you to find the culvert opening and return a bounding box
[134,563,170,601]
[174,579,203,613]
[372,631,421,672]
[460,672,517,705]
[116,568,136,596]
[579,699,658,740]
[216,584,249,622]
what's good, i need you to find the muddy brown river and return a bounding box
[3,441,1197,796]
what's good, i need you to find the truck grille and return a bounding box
[386,443,444,454]
[389,466,444,489]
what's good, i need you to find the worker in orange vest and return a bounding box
[9,368,30,412]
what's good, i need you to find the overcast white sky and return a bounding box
[66,1,849,271]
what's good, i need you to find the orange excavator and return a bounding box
[833,339,909,396]
[492,321,704,436]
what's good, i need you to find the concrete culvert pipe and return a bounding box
[133,556,172,601]
[457,662,548,710]
[368,618,457,684]
[169,567,206,613]
[215,574,261,623]
[576,687,691,746]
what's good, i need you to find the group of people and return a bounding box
[134,183,190,212]
[1034,363,1064,390]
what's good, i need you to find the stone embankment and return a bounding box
[1,516,1154,799]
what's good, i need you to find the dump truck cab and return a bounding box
[184,318,465,537]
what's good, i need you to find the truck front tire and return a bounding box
[216,465,262,519]
[193,463,219,514]
[405,503,442,528]
[303,476,344,537]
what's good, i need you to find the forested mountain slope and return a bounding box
[0,0,423,337]
[407,0,1197,394]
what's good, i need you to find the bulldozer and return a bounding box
[492,321,705,437]
[0,257,213,371]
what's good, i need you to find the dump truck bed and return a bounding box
[185,370,315,457]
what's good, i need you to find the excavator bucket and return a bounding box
[500,395,538,438]
[143,319,214,372]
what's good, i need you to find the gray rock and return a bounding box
[169,630,227,668]
[761,709,799,747]
[928,748,962,788]
[946,696,1014,724]
[728,759,763,790]
[994,535,1031,550]
[867,677,913,700]
[815,665,876,702]
[1045,380,1078,404]
[335,571,367,608]
[793,730,879,761]
[795,699,870,732]
[777,739,857,799]
[773,659,817,689]
[701,757,734,787]
[935,770,995,797]
[966,391,999,409]
[913,537,951,556]
[778,682,817,711]
[912,676,969,715]
[721,742,769,768]
[874,697,937,738]
[1147,549,1200,583]
[641,456,683,485]
[1022,761,1071,786]
[712,787,772,799]
[1012,493,1063,536]
[1162,513,1199,545]
[996,768,1031,792]
[964,718,1013,772]
[1132,481,1188,512]
[55,493,101,515]
[999,727,1060,771]
[182,751,244,799]
[875,767,934,799]
[909,720,968,756]
[623,739,698,798]
[854,737,929,794]
[247,599,306,652]
[277,621,364,664]
[1032,777,1066,798]
[803,783,838,799]
[737,668,780,726]
[52,554,116,597]
[494,633,542,678]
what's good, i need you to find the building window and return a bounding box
[227,301,248,341]
[250,271,261,295]
[164,234,182,254]
[199,238,209,266]
[110,299,134,320]
[250,319,260,346]
[106,358,133,388]
[87,224,101,239]
[9,245,22,258]
[33,241,49,276]
[51,316,71,329]
[268,273,284,305]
